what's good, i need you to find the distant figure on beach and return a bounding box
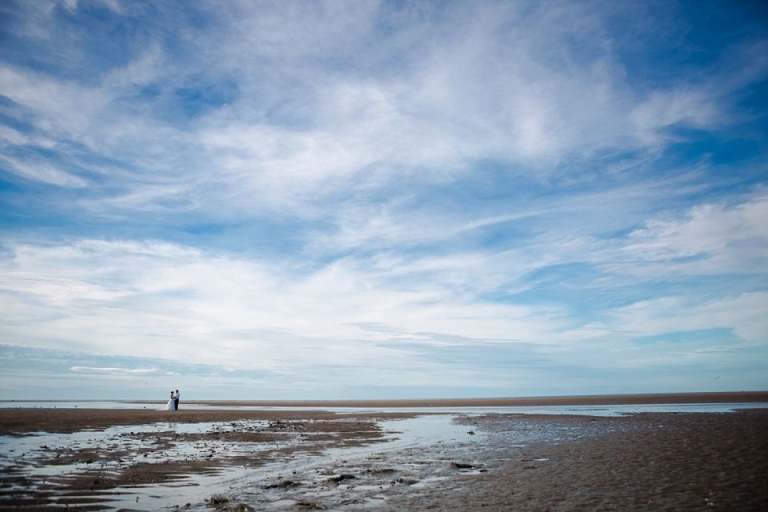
[165,391,174,410]
[174,389,180,410]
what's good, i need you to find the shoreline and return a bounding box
[2,390,762,407]
[3,391,766,436]
[177,390,768,408]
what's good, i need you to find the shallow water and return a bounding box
[321,402,768,416]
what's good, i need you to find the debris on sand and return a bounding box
[208,493,232,505]
[295,501,328,510]
[323,473,356,484]
[263,479,300,489]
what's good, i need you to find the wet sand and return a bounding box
[1,392,767,511]
[182,390,768,409]
[410,410,768,511]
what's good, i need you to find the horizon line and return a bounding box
[4,391,767,406]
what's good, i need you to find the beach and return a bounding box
[1,393,767,511]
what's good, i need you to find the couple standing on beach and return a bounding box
[165,389,180,411]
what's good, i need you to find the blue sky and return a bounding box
[1,0,767,400]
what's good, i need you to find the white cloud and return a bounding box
[0,153,87,187]
[0,65,109,139]
[0,126,58,149]
[631,89,719,145]
[0,238,567,367]
[616,193,768,275]
[70,366,157,375]
[1,0,759,215]
[610,292,768,343]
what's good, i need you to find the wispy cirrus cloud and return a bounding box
[70,366,158,375]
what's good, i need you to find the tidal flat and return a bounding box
[1,393,767,511]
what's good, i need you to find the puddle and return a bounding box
[343,414,476,453]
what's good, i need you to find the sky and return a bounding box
[0,0,767,401]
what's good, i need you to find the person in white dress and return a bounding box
[165,391,174,410]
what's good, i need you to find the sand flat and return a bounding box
[1,392,767,511]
